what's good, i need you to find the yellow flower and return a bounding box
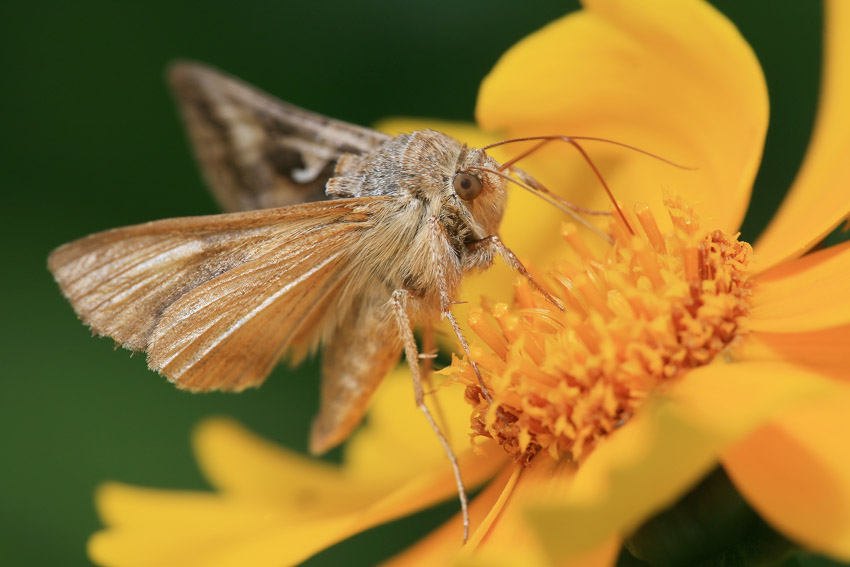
[90,1,850,566]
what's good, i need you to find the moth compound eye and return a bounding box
[453,173,483,201]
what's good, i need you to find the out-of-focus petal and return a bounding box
[477,0,767,236]
[386,462,619,567]
[724,391,850,561]
[523,361,839,558]
[89,483,354,567]
[382,466,516,567]
[754,0,850,269]
[462,459,619,567]
[669,362,839,438]
[91,445,503,567]
[92,371,507,567]
[736,324,850,381]
[749,240,850,332]
[523,394,721,558]
[194,418,375,515]
[343,368,482,484]
[461,461,565,565]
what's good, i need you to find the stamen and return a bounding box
[452,198,754,464]
[561,223,595,262]
[468,309,508,360]
[635,202,667,253]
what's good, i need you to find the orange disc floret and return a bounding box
[457,197,755,464]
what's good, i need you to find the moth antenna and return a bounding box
[482,135,696,170]
[509,165,610,216]
[497,138,552,171]
[483,135,697,236]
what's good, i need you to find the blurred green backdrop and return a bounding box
[0,1,828,566]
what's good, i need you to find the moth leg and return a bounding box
[420,320,451,440]
[467,234,565,312]
[391,288,469,543]
[426,218,494,404]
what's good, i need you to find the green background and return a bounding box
[0,1,835,566]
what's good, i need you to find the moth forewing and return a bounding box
[48,198,391,392]
[168,61,391,212]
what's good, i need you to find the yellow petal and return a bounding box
[723,391,850,560]
[462,460,619,567]
[669,361,839,439]
[194,417,376,515]
[750,240,850,332]
[524,392,722,558]
[736,324,850,381]
[385,462,619,567]
[344,368,483,486]
[754,0,850,269]
[341,370,509,526]
[91,448,503,567]
[94,483,273,531]
[477,0,767,236]
[90,483,352,567]
[197,372,506,553]
[382,466,516,567]
[523,361,839,558]
[353,440,506,532]
[93,373,507,567]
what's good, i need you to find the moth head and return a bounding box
[395,130,507,236]
[452,172,483,201]
[451,147,508,238]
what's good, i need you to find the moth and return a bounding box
[49,61,569,538]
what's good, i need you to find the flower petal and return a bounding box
[750,240,850,332]
[89,483,356,567]
[384,462,619,567]
[736,324,850,381]
[92,435,503,567]
[523,361,839,558]
[344,368,490,486]
[91,371,507,567]
[669,361,840,439]
[477,0,767,235]
[467,460,619,567]
[382,466,516,567]
[523,392,722,558]
[723,391,850,560]
[194,417,377,515]
[754,0,850,269]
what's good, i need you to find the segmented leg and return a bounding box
[391,288,469,542]
[420,320,451,440]
[426,218,493,403]
[467,234,565,312]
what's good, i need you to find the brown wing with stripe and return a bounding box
[168,61,391,212]
[48,197,390,391]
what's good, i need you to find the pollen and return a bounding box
[458,197,755,464]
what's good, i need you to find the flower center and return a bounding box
[456,196,755,464]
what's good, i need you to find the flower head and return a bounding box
[458,197,756,466]
[90,1,850,566]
